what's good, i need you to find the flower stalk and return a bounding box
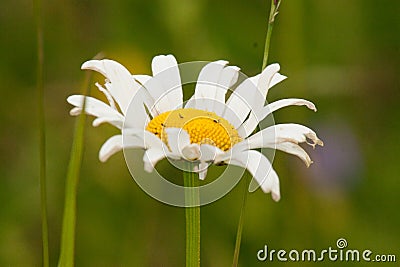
[232,173,250,267]
[262,0,281,70]
[184,168,200,267]
[233,0,282,265]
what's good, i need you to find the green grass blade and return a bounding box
[34,0,49,265]
[57,72,91,267]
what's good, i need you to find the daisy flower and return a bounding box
[67,54,323,201]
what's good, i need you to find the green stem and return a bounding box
[34,0,49,265]
[232,1,281,266]
[183,169,200,267]
[262,0,281,70]
[232,173,250,267]
[57,73,91,267]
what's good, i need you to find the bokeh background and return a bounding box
[1,0,399,266]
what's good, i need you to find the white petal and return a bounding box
[123,91,150,129]
[132,75,161,118]
[165,128,190,155]
[139,76,173,114]
[199,144,225,162]
[164,128,202,160]
[247,123,323,149]
[236,112,259,138]
[95,82,116,109]
[197,162,208,180]
[92,117,123,128]
[81,59,141,114]
[183,96,197,109]
[182,144,201,161]
[269,73,287,88]
[224,77,264,128]
[228,150,280,201]
[133,74,152,86]
[143,148,165,172]
[257,63,281,96]
[231,65,284,135]
[193,60,228,111]
[262,98,316,118]
[213,65,240,116]
[99,134,149,162]
[67,95,124,129]
[99,135,123,162]
[123,129,166,149]
[151,55,183,109]
[123,129,167,172]
[69,107,82,116]
[275,142,313,167]
[238,98,316,137]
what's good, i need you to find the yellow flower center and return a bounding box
[146,108,242,151]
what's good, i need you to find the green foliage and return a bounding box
[0,0,399,265]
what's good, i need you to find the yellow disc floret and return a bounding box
[146,108,242,151]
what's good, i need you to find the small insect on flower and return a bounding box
[67,54,323,201]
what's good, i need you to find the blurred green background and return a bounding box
[1,0,399,266]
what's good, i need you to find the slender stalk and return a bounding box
[232,1,281,266]
[262,0,281,70]
[34,0,49,265]
[232,173,250,267]
[57,73,91,267]
[183,169,200,267]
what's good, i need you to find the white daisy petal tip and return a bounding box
[69,107,81,116]
[271,191,281,202]
[308,103,317,112]
[151,54,178,71]
[194,163,208,180]
[144,162,154,173]
[306,159,314,168]
[265,63,281,74]
[81,59,103,72]
[305,132,324,148]
[199,171,207,180]
[99,135,123,162]
[248,177,281,202]
[212,59,229,66]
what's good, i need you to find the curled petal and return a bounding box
[269,72,287,89]
[275,142,313,167]
[257,63,281,95]
[238,98,317,137]
[99,135,124,162]
[92,116,123,128]
[99,134,149,162]
[247,123,324,149]
[81,59,141,114]
[262,98,316,118]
